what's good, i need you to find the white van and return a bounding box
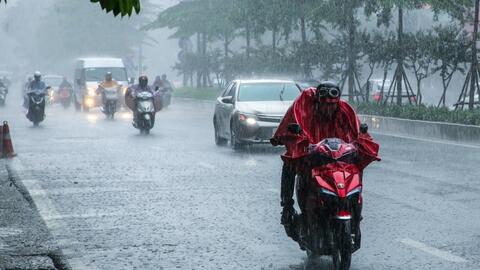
[74,57,129,111]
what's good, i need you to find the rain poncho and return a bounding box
[273,87,380,171]
[124,84,163,112]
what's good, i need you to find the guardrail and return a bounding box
[360,115,480,145]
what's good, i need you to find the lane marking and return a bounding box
[197,162,216,170]
[372,131,480,149]
[8,159,101,270]
[399,238,468,263]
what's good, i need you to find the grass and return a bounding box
[173,87,220,101]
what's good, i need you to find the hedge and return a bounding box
[354,102,480,126]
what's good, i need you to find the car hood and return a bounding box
[236,101,292,116]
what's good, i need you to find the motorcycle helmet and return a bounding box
[33,71,42,82]
[105,72,113,82]
[139,75,148,88]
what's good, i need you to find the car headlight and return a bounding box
[122,87,128,95]
[87,87,96,96]
[238,113,257,125]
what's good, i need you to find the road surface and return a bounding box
[1,91,479,269]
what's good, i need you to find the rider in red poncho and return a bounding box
[270,81,380,241]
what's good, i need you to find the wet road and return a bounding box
[1,92,479,270]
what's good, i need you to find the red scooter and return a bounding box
[293,135,364,270]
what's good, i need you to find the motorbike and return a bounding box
[291,133,364,270]
[161,87,172,108]
[99,85,120,119]
[0,86,7,106]
[26,90,47,126]
[133,91,156,134]
[57,87,72,108]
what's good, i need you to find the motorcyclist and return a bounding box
[27,71,48,94]
[125,75,158,126]
[25,71,50,114]
[59,76,73,89]
[152,75,164,91]
[161,74,173,91]
[96,72,120,110]
[270,81,380,242]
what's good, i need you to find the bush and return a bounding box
[354,102,480,126]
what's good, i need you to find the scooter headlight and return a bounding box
[87,87,96,96]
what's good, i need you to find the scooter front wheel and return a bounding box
[332,220,352,270]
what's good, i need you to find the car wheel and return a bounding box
[230,122,244,150]
[214,119,227,146]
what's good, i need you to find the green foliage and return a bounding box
[355,102,480,125]
[173,87,221,100]
[90,0,141,17]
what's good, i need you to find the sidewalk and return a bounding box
[0,160,65,270]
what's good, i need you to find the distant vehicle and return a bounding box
[365,79,416,103]
[73,58,129,112]
[213,79,302,150]
[43,74,64,104]
[98,85,121,119]
[0,84,7,106]
[296,79,320,90]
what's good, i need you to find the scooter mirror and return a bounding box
[287,123,302,135]
[360,123,368,134]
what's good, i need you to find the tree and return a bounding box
[431,25,469,107]
[404,31,435,104]
[1,0,141,17]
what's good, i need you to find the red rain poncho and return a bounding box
[273,87,380,171]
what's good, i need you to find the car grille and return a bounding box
[257,114,283,123]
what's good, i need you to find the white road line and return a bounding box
[399,238,468,263]
[371,131,480,149]
[245,158,258,167]
[8,159,101,270]
[197,161,216,169]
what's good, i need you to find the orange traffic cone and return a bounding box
[2,121,16,158]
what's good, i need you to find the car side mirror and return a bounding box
[360,123,368,134]
[287,123,302,135]
[221,96,233,104]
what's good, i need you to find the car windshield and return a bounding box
[238,82,299,102]
[44,77,63,87]
[85,67,127,82]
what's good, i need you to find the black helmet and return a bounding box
[139,75,148,88]
[316,81,341,103]
[105,72,112,81]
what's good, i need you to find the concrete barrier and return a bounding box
[360,115,480,145]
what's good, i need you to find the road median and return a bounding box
[361,115,480,145]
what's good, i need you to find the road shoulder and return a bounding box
[0,160,69,270]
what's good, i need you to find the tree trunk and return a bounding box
[202,32,208,88]
[416,79,423,105]
[347,4,356,102]
[196,32,201,88]
[300,16,311,78]
[469,0,480,109]
[246,22,251,59]
[396,6,404,106]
